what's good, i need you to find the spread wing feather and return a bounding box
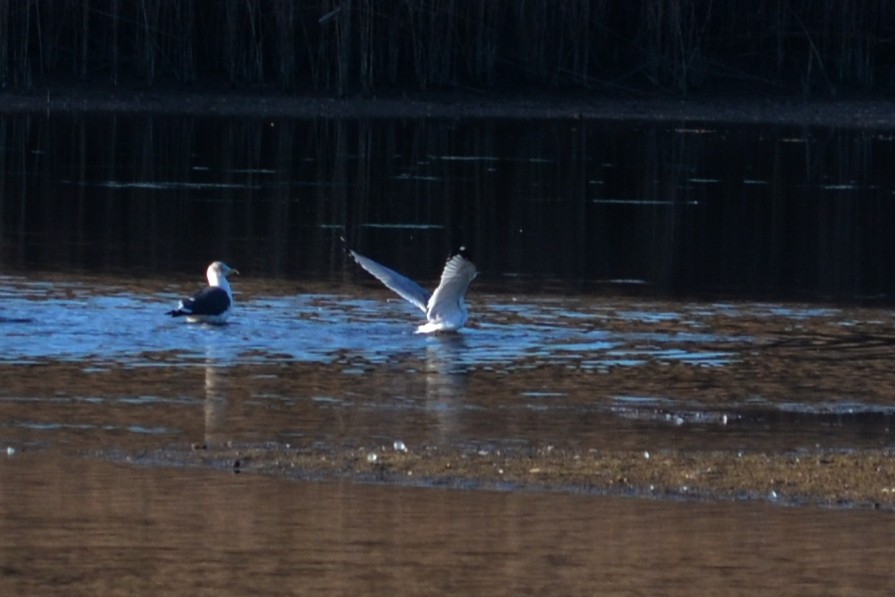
[348,249,431,313]
[426,253,477,319]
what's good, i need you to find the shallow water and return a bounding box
[3,272,895,457]
[2,453,894,596]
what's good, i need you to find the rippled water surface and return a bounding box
[5,272,895,458]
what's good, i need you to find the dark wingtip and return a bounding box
[452,245,473,262]
[339,234,354,256]
[167,310,184,317]
[341,235,365,265]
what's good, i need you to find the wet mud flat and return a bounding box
[7,450,895,596]
[124,441,895,510]
[129,296,895,509]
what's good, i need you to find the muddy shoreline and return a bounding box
[2,87,895,128]
[102,442,895,511]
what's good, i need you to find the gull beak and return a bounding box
[229,268,240,276]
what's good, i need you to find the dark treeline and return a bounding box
[1,1,893,96]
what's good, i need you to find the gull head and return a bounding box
[206,261,239,287]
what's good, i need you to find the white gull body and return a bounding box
[348,246,478,333]
[167,261,239,324]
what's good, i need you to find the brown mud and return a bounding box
[121,442,895,510]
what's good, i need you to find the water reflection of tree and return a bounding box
[4,115,895,301]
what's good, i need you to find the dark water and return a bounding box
[4,112,895,593]
[3,114,895,299]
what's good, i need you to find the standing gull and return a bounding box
[346,242,478,333]
[167,261,239,324]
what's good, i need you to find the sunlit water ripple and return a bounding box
[0,276,743,369]
[5,274,895,453]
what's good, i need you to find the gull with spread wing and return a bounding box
[346,242,478,333]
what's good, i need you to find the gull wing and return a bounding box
[348,249,431,313]
[168,286,230,317]
[179,286,231,316]
[426,252,478,320]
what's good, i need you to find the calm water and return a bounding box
[3,112,895,593]
[3,453,895,596]
[3,114,895,298]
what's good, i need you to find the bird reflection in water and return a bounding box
[424,334,470,441]
[203,357,229,448]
